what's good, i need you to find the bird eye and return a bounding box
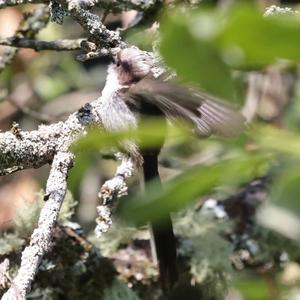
[116,61,121,67]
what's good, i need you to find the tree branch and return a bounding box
[1,152,73,300]
[0,101,101,174]
[58,0,126,49]
[0,0,45,9]
[0,0,159,12]
[96,153,135,237]
[0,37,83,51]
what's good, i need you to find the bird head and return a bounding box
[113,47,154,85]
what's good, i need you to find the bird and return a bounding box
[98,46,245,293]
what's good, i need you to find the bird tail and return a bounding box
[142,149,178,293]
[150,216,178,292]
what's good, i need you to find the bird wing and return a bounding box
[127,77,245,138]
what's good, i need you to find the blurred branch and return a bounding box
[6,95,55,123]
[0,0,45,9]
[243,68,296,123]
[0,6,49,73]
[0,37,83,51]
[1,152,73,300]
[242,73,263,122]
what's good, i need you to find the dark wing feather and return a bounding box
[128,78,245,138]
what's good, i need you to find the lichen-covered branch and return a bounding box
[264,5,298,16]
[0,0,159,12]
[0,37,83,51]
[0,6,49,72]
[58,0,126,49]
[96,154,135,237]
[0,0,157,61]
[1,152,73,300]
[0,101,101,174]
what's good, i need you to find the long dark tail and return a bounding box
[142,149,178,293]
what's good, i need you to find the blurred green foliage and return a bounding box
[160,4,300,100]
[118,154,266,225]
[233,276,269,300]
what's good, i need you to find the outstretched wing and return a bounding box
[127,77,245,138]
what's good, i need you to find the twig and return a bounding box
[57,0,126,50]
[101,7,110,23]
[95,153,135,237]
[0,166,24,176]
[76,48,110,61]
[0,37,83,52]
[1,152,73,300]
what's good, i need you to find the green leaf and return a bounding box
[159,4,300,102]
[118,154,266,225]
[255,125,300,156]
[159,9,236,101]
[68,154,91,194]
[271,164,300,216]
[72,118,188,154]
[219,5,300,67]
[233,276,269,300]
